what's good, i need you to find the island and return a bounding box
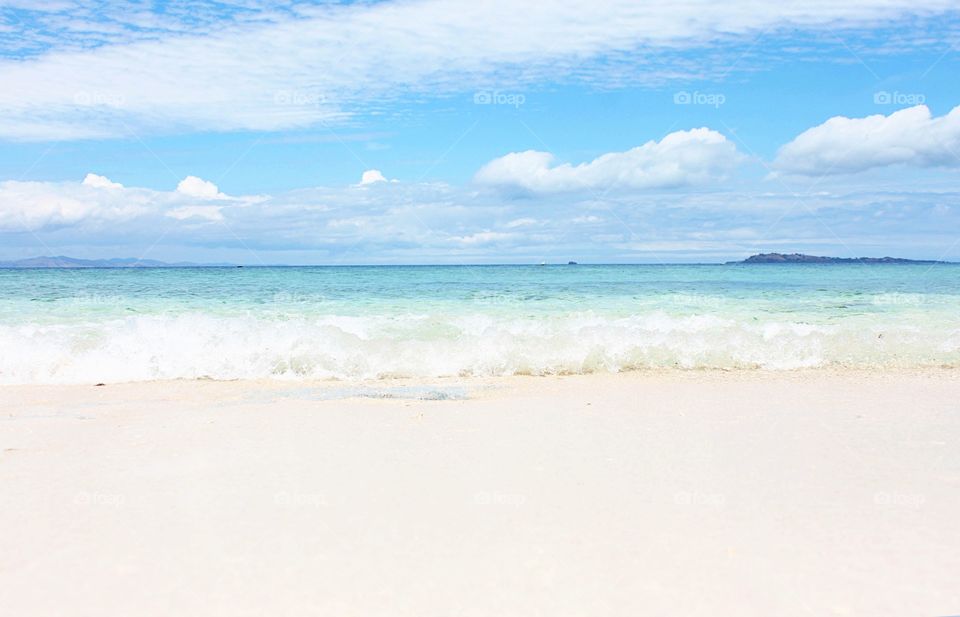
[728,252,947,265]
[0,256,231,268]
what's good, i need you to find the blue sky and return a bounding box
[1,0,959,264]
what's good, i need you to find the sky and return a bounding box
[0,0,959,264]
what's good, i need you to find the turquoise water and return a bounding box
[1,264,958,383]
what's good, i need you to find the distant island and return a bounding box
[1,253,951,268]
[0,256,231,268]
[729,253,947,265]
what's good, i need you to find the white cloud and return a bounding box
[176,176,225,199]
[774,105,960,176]
[505,217,537,228]
[359,170,388,185]
[0,173,238,231]
[81,173,123,189]
[454,231,515,246]
[0,1,297,56]
[0,1,957,140]
[166,206,224,222]
[0,178,150,230]
[572,215,603,223]
[474,128,742,193]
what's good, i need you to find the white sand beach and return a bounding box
[2,370,958,616]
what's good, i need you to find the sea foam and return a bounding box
[1,310,958,384]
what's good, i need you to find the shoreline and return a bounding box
[3,364,960,396]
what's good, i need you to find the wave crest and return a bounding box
[1,311,958,384]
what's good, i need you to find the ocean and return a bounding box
[1,263,958,384]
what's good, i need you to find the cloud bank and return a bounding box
[3,169,958,264]
[0,174,238,231]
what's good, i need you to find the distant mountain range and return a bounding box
[730,252,947,264]
[0,256,232,268]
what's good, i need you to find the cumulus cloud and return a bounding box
[81,173,123,189]
[0,178,150,230]
[773,105,960,176]
[0,0,957,140]
[176,176,225,199]
[359,170,388,185]
[475,128,742,193]
[0,173,241,231]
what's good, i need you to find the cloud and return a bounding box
[359,170,388,185]
[176,176,225,199]
[0,173,240,231]
[474,128,742,193]
[0,1,299,57]
[773,105,960,176]
[166,206,224,222]
[81,173,123,189]
[3,170,960,263]
[0,178,151,230]
[0,0,957,140]
[453,231,516,246]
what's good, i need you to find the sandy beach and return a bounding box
[1,370,958,616]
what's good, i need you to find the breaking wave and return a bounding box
[2,310,958,384]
